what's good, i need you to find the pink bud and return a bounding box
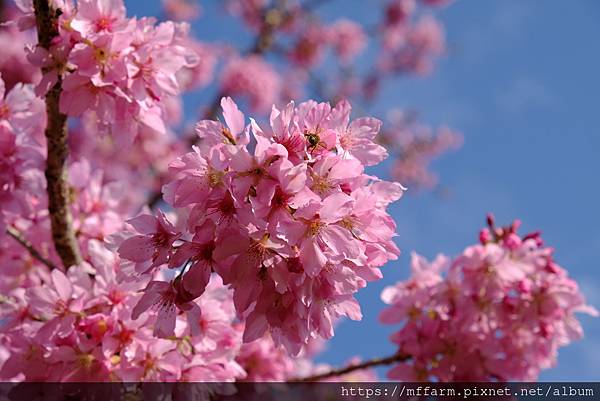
[479,228,491,244]
[523,230,541,242]
[518,278,532,293]
[540,322,554,338]
[503,233,522,250]
[486,212,495,228]
[546,260,560,274]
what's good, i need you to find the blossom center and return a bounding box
[77,352,95,369]
[339,132,354,149]
[95,17,113,32]
[221,127,236,144]
[0,103,9,119]
[311,174,332,195]
[308,220,324,236]
[207,168,224,188]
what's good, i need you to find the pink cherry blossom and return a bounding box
[70,0,128,36]
[380,110,463,189]
[220,55,282,112]
[385,0,416,27]
[118,211,181,273]
[131,278,202,338]
[328,19,367,63]
[235,334,296,381]
[288,23,328,68]
[0,15,40,89]
[162,0,202,21]
[380,217,598,382]
[0,77,45,221]
[331,100,388,166]
[119,97,402,353]
[26,269,88,340]
[176,39,217,90]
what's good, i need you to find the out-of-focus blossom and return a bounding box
[328,19,367,63]
[380,110,462,190]
[0,75,45,220]
[162,0,202,21]
[220,55,281,112]
[0,7,40,90]
[288,23,328,68]
[380,217,598,381]
[380,15,445,75]
[176,40,218,91]
[225,0,268,30]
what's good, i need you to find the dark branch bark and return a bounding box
[6,226,58,270]
[33,0,82,268]
[288,353,411,382]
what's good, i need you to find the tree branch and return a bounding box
[33,0,82,268]
[6,226,58,270]
[288,352,411,382]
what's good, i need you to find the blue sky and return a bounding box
[127,0,600,380]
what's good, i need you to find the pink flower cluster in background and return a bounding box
[1,260,247,381]
[21,0,198,144]
[380,109,463,189]
[380,215,598,381]
[0,75,46,229]
[0,0,461,197]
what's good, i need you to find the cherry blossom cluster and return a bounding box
[16,0,198,144]
[162,0,202,22]
[207,0,453,112]
[0,72,166,264]
[0,250,247,381]
[68,113,187,210]
[235,328,377,381]
[0,2,206,207]
[118,97,403,354]
[379,2,446,75]
[380,215,598,381]
[5,0,461,206]
[0,74,46,232]
[0,69,246,381]
[379,109,463,189]
[0,6,40,90]
[220,55,282,113]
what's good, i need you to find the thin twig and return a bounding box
[6,226,58,270]
[0,0,6,21]
[288,352,411,382]
[33,0,82,268]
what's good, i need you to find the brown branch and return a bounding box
[0,0,6,21]
[33,0,82,268]
[6,226,58,270]
[288,352,411,382]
